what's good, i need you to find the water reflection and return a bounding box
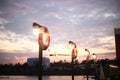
[0,76,94,80]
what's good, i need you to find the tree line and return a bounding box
[0,59,120,75]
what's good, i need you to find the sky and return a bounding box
[0,0,120,64]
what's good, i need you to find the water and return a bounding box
[0,76,94,80]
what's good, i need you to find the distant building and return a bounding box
[27,58,38,66]
[114,28,120,59]
[27,57,50,69]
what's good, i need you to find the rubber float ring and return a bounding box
[38,26,50,50]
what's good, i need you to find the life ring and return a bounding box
[38,26,50,50]
[72,46,78,59]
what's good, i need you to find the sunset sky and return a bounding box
[0,0,120,64]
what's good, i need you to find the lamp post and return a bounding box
[92,53,97,80]
[84,49,91,80]
[84,49,91,63]
[32,22,50,80]
[92,53,97,63]
[68,41,78,80]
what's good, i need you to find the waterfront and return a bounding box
[0,76,94,80]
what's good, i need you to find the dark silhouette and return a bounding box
[0,59,120,80]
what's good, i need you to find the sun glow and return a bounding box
[33,28,40,36]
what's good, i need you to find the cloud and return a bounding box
[97,52,116,59]
[0,29,38,53]
[0,0,38,18]
[12,1,38,14]
[0,17,39,64]
[104,13,117,18]
[14,56,28,64]
[49,2,118,26]
[0,50,37,64]
[0,0,119,64]
[0,18,38,54]
[0,18,8,27]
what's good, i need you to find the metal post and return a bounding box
[85,63,89,80]
[72,54,74,80]
[87,75,88,80]
[39,46,42,80]
[94,64,97,80]
[33,23,50,80]
[86,64,89,80]
[69,41,77,80]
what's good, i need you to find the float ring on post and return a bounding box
[72,47,78,59]
[38,26,50,50]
